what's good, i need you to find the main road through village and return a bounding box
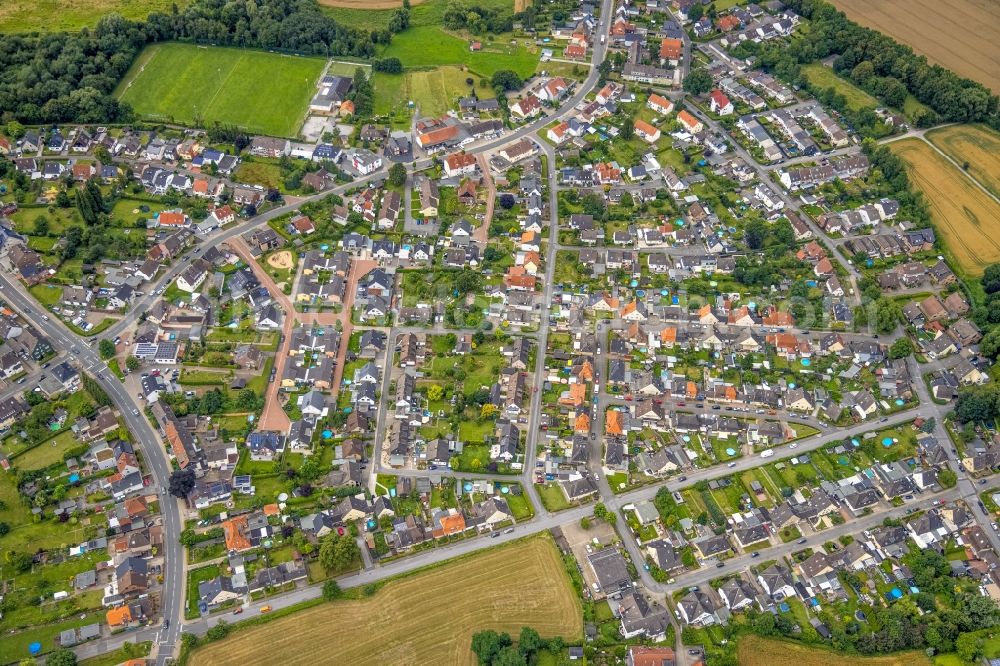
[2,1,994,661]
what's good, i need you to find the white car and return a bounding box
[789,442,798,449]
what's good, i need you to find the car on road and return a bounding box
[504,527,514,534]
[797,538,807,544]
[981,479,988,485]
[233,608,243,615]
[716,561,725,568]
[491,531,500,538]
[132,409,139,416]
[751,552,760,558]
[789,442,798,449]
[678,476,687,482]
[727,462,736,468]
[260,606,272,613]
[42,315,49,321]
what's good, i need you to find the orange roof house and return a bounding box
[505,266,537,290]
[763,309,795,327]
[606,409,624,436]
[560,383,587,407]
[648,93,674,115]
[796,240,826,261]
[340,100,355,116]
[717,15,740,31]
[660,327,678,345]
[157,211,186,226]
[660,38,682,60]
[222,515,251,552]
[263,503,281,516]
[416,124,459,148]
[433,511,466,538]
[164,421,190,469]
[107,605,132,627]
[575,412,591,433]
[686,381,698,399]
[814,258,834,276]
[575,359,595,382]
[677,110,703,132]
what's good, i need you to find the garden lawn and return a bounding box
[537,482,571,512]
[118,43,325,137]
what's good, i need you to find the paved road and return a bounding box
[0,274,184,666]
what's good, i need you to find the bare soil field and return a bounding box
[890,138,1000,276]
[737,636,931,666]
[190,535,582,666]
[266,251,294,271]
[317,0,424,8]
[830,0,1000,92]
[926,124,1000,199]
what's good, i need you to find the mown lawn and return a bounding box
[118,43,325,137]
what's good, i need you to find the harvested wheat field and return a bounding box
[926,124,1000,199]
[317,0,424,8]
[890,138,1000,276]
[737,636,931,666]
[266,251,294,271]
[830,0,1000,92]
[190,535,582,666]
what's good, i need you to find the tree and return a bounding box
[33,216,49,236]
[498,193,515,209]
[518,627,543,658]
[491,70,522,92]
[956,633,983,663]
[871,297,901,334]
[684,68,713,95]
[319,533,360,572]
[322,580,342,600]
[471,630,512,666]
[388,161,407,187]
[125,356,140,372]
[888,337,914,359]
[480,403,498,418]
[45,650,77,666]
[620,117,635,140]
[427,384,444,401]
[937,468,957,488]
[168,469,196,498]
[98,339,116,359]
[493,647,527,666]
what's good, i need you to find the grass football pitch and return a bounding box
[118,43,325,138]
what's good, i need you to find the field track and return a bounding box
[190,535,582,666]
[890,137,1000,276]
[830,0,1000,92]
[926,124,1000,199]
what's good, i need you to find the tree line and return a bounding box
[0,0,406,126]
[780,0,998,127]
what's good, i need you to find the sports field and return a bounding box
[117,43,325,138]
[190,535,582,666]
[830,0,1000,92]
[926,124,1000,199]
[890,137,1000,276]
[0,0,183,32]
[737,636,931,666]
[318,0,424,8]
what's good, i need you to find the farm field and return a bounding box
[190,535,582,666]
[737,636,931,666]
[926,124,1000,199]
[0,0,184,32]
[829,0,1000,93]
[117,43,325,138]
[889,137,1000,276]
[801,63,878,111]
